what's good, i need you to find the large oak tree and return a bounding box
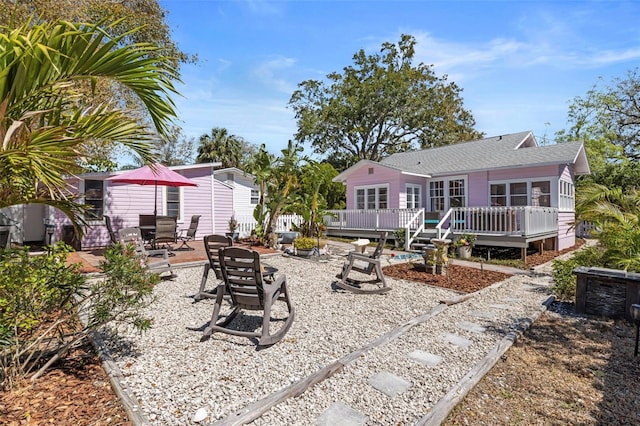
[289,34,483,169]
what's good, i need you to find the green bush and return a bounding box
[551,245,606,301]
[293,237,316,250]
[0,242,158,388]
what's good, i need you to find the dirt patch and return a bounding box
[444,308,640,425]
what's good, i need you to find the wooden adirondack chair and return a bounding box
[337,231,390,294]
[117,227,176,278]
[194,234,233,301]
[201,246,295,346]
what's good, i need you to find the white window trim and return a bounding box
[488,177,557,208]
[354,184,390,210]
[428,175,468,212]
[558,179,575,212]
[405,183,422,209]
[250,189,259,205]
[163,186,184,223]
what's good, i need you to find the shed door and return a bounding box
[24,204,45,242]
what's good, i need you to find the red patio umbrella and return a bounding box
[106,163,198,218]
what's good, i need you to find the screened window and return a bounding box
[531,181,551,207]
[490,184,507,206]
[490,179,552,207]
[406,184,421,209]
[510,182,528,206]
[250,189,259,204]
[166,187,180,219]
[84,180,104,219]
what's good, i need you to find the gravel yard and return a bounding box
[98,254,553,425]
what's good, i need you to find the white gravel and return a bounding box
[98,253,555,425]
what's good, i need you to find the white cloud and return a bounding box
[252,56,298,94]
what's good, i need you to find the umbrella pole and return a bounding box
[154,182,158,219]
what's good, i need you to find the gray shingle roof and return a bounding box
[380,131,587,176]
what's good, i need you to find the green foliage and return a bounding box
[91,244,158,331]
[0,244,85,347]
[196,127,253,169]
[289,34,483,167]
[552,245,606,301]
[453,233,477,248]
[0,243,157,388]
[0,19,179,231]
[247,141,304,245]
[293,237,317,250]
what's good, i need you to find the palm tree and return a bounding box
[196,127,243,168]
[576,183,640,271]
[0,19,179,227]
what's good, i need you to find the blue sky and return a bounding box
[159,0,640,157]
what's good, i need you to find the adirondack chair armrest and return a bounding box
[347,251,376,262]
[146,247,170,259]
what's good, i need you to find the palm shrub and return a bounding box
[0,18,179,229]
[0,243,157,388]
[551,183,640,300]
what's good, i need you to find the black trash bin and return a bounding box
[62,225,81,251]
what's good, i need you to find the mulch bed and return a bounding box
[383,263,512,293]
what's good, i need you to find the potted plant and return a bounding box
[293,236,316,257]
[453,233,476,259]
[226,214,239,241]
[393,228,406,249]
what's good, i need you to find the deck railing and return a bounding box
[445,206,558,237]
[324,209,423,231]
[324,206,558,239]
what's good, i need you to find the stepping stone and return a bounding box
[317,402,368,426]
[407,350,443,367]
[490,304,513,310]
[456,321,487,334]
[367,371,412,397]
[443,333,473,348]
[469,310,497,319]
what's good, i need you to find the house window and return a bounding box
[531,181,551,207]
[406,184,421,209]
[84,180,104,220]
[166,187,181,220]
[250,189,259,204]
[510,182,528,206]
[449,179,466,208]
[429,181,445,211]
[559,180,575,211]
[355,185,388,210]
[490,179,552,207]
[490,184,507,206]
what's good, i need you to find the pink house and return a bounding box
[329,131,590,254]
[0,163,261,249]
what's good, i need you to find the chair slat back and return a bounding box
[117,227,146,256]
[369,231,388,259]
[203,234,232,279]
[218,246,265,309]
